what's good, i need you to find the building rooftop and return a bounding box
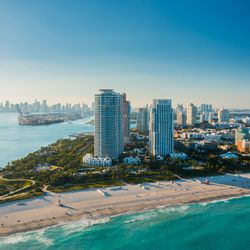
[99,89,114,93]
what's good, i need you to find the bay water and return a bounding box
[0,113,93,169]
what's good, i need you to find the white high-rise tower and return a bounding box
[149,99,174,157]
[187,103,197,125]
[137,108,149,133]
[94,89,124,159]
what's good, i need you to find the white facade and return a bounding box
[187,103,197,125]
[122,93,131,144]
[218,108,230,123]
[208,112,214,124]
[137,108,149,133]
[176,108,186,126]
[200,104,213,112]
[149,99,174,157]
[83,153,112,167]
[94,89,124,159]
[242,117,250,125]
[220,152,238,159]
[200,112,212,123]
[170,152,188,160]
[123,156,141,165]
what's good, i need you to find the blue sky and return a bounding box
[0,0,249,108]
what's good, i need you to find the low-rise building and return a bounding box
[237,140,250,153]
[35,163,51,172]
[235,127,250,145]
[132,148,145,154]
[220,152,238,159]
[218,108,230,123]
[123,156,141,165]
[170,152,188,160]
[204,134,221,142]
[181,133,204,140]
[83,153,112,167]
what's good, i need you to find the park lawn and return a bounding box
[49,180,124,193]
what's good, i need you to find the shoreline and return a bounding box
[0,113,94,170]
[1,173,250,237]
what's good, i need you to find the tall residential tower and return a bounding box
[137,108,149,133]
[187,103,197,126]
[149,99,174,157]
[94,89,124,159]
[122,93,131,144]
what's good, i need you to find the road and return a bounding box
[0,175,36,200]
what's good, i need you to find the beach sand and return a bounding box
[1,173,250,236]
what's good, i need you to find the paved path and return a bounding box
[0,175,36,200]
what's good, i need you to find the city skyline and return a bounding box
[1,98,249,112]
[0,0,249,108]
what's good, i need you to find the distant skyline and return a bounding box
[0,0,249,108]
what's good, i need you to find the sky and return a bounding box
[0,0,249,108]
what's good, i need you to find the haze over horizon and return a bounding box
[0,0,249,108]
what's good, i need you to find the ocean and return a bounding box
[1,196,250,250]
[0,113,94,169]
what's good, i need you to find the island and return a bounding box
[18,112,86,126]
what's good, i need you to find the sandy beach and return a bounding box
[1,173,250,237]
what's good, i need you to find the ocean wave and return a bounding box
[0,228,53,247]
[163,205,190,213]
[36,229,54,246]
[124,219,137,224]
[197,194,250,207]
[125,204,191,224]
[0,234,33,245]
[61,217,110,235]
[199,202,208,206]
[0,217,110,247]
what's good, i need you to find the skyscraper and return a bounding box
[122,93,131,144]
[137,108,149,133]
[94,89,124,159]
[187,103,197,125]
[176,105,186,127]
[200,104,213,112]
[149,99,174,157]
[218,108,230,123]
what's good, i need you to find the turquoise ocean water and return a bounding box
[1,196,250,250]
[0,113,93,169]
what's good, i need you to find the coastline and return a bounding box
[0,113,94,169]
[1,173,250,237]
